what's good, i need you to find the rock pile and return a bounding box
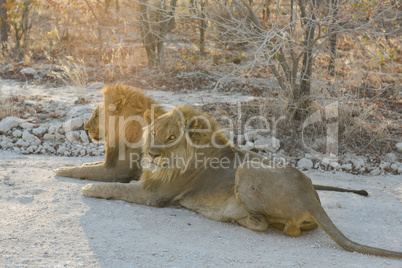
[0,116,104,157]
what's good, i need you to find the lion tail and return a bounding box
[311,204,402,258]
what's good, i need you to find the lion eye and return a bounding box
[168,135,176,140]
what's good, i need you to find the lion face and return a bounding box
[143,110,186,170]
[84,100,106,142]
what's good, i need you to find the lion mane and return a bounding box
[56,84,165,182]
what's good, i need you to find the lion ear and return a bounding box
[110,95,127,112]
[185,116,198,129]
[144,109,152,125]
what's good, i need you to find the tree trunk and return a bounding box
[0,0,9,51]
[328,0,339,76]
[199,0,207,57]
[295,0,317,120]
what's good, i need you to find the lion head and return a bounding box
[85,84,165,167]
[140,105,231,188]
[85,101,105,142]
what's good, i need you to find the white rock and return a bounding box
[240,141,255,151]
[297,158,313,170]
[22,130,35,142]
[55,132,64,141]
[27,145,37,153]
[398,167,402,174]
[80,149,86,156]
[20,68,36,76]
[244,130,259,142]
[33,126,47,135]
[20,122,34,129]
[63,118,84,132]
[330,162,340,170]
[13,129,23,138]
[341,163,352,171]
[384,153,398,162]
[30,137,41,146]
[0,117,24,133]
[352,158,365,170]
[48,125,57,134]
[396,142,402,153]
[80,131,89,144]
[43,134,55,141]
[390,163,399,171]
[66,131,80,143]
[13,147,21,153]
[379,162,390,170]
[88,82,105,90]
[370,168,381,176]
[359,167,366,173]
[254,135,280,152]
[57,146,66,154]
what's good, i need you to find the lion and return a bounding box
[81,105,401,258]
[56,84,165,182]
[57,85,368,195]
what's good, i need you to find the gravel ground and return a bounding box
[0,151,401,267]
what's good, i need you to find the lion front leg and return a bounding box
[82,181,162,206]
[56,162,135,183]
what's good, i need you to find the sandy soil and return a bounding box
[0,150,401,267]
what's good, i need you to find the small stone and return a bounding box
[396,142,402,153]
[20,122,34,129]
[87,82,105,90]
[20,68,36,77]
[12,129,23,138]
[342,163,352,171]
[0,117,24,133]
[254,135,280,152]
[43,134,55,141]
[80,131,89,144]
[390,164,399,171]
[33,127,47,135]
[297,158,313,170]
[370,168,381,176]
[240,141,254,151]
[22,130,35,142]
[57,146,66,154]
[398,167,402,174]
[352,158,365,170]
[63,118,84,132]
[384,153,398,162]
[379,162,390,170]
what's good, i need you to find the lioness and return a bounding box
[82,105,401,258]
[56,84,165,182]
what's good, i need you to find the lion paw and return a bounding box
[56,167,75,177]
[81,184,97,197]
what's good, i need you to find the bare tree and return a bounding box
[189,0,400,120]
[139,0,178,66]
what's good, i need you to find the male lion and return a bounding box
[58,85,367,195]
[82,105,401,258]
[56,84,165,182]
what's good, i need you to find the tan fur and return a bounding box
[82,105,401,258]
[56,84,165,182]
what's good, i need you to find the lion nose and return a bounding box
[148,152,160,160]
